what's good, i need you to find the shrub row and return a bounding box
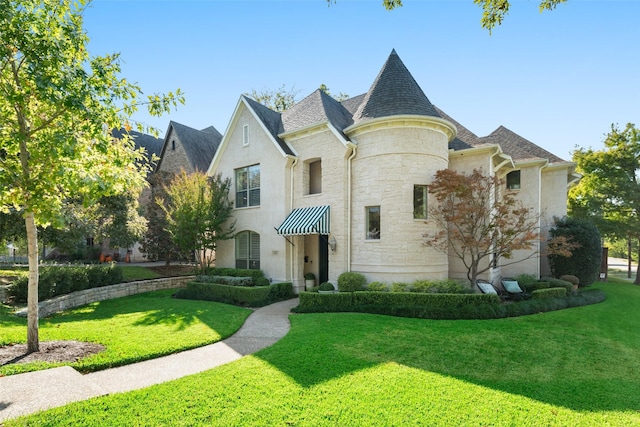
[198,267,265,283]
[294,289,606,320]
[195,275,253,287]
[389,279,473,294]
[531,287,567,300]
[174,281,294,307]
[8,264,123,303]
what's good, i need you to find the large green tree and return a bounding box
[328,0,567,32]
[0,0,183,352]
[162,170,235,270]
[569,123,640,284]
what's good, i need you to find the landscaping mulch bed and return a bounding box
[0,341,105,367]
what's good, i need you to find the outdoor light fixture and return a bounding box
[328,236,337,252]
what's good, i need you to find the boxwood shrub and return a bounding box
[175,281,294,307]
[8,264,123,303]
[338,272,367,292]
[294,288,606,319]
[198,267,265,283]
[532,287,568,300]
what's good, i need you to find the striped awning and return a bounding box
[276,205,330,236]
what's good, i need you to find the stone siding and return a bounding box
[15,276,194,318]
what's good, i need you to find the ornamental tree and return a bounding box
[162,170,236,270]
[424,169,540,285]
[0,0,184,352]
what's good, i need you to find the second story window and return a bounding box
[413,185,428,219]
[236,164,260,208]
[309,160,322,195]
[506,170,521,190]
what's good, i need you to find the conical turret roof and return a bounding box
[353,49,440,123]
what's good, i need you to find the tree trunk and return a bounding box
[25,211,40,353]
[635,237,640,285]
[628,237,632,279]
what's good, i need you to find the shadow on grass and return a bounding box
[258,283,640,413]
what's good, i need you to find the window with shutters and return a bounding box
[235,231,260,269]
[235,164,260,208]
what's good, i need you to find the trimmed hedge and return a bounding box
[198,267,265,283]
[195,275,253,287]
[532,287,567,300]
[294,289,606,320]
[8,264,123,303]
[174,281,294,307]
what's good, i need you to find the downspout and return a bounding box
[347,144,357,272]
[289,157,298,282]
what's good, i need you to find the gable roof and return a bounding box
[352,49,440,123]
[481,126,566,163]
[281,90,354,136]
[241,95,294,156]
[434,106,485,151]
[159,121,222,172]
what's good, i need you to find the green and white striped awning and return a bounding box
[276,205,330,236]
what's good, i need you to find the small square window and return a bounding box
[366,206,380,240]
[506,170,521,190]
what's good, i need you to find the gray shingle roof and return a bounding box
[341,93,366,116]
[282,90,353,135]
[481,126,566,163]
[167,121,222,172]
[241,95,294,156]
[434,106,484,151]
[352,49,440,123]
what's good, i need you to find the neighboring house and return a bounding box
[155,121,223,174]
[208,49,578,292]
[121,123,222,262]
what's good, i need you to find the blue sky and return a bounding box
[83,1,639,161]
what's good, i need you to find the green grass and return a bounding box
[7,282,640,426]
[0,289,251,376]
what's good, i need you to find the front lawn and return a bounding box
[0,289,251,376]
[7,281,640,426]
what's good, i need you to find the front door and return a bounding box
[319,234,329,284]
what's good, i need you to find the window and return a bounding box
[506,170,521,190]
[235,231,260,269]
[171,140,176,151]
[309,160,322,194]
[235,165,260,208]
[243,125,249,146]
[366,206,380,240]
[413,185,428,219]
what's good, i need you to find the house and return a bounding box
[207,49,578,292]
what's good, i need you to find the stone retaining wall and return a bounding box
[15,276,194,318]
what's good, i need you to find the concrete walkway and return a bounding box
[0,298,299,423]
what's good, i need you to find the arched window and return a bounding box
[235,231,260,269]
[506,170,521,190]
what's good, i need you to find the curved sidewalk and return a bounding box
[0,298,299,423]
